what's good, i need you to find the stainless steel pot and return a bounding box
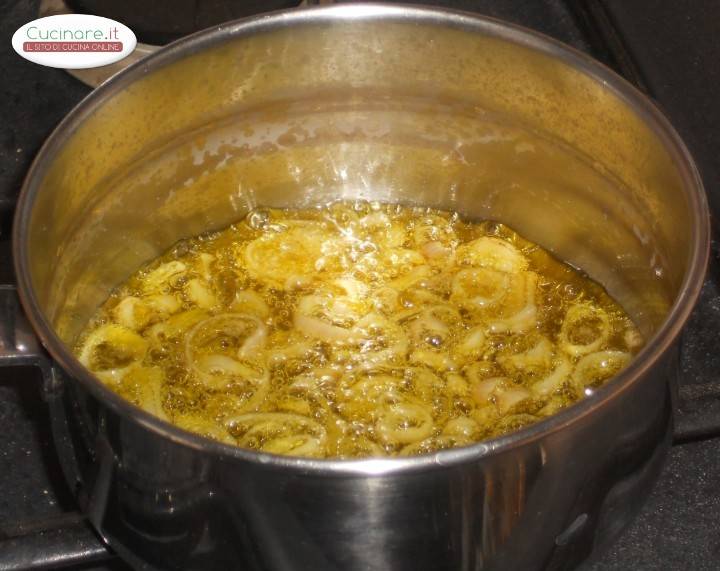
[3,5,709,570]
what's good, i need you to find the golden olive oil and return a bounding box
[75,201,642,458]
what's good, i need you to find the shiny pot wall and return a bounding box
[11,5,708,571]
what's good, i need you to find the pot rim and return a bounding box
[13,3,710,475]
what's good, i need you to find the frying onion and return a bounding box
[375,402,434,445]
[572,350,631,388]
[227,412,327,457]
[75,201,641,459]
[78,324,148,383]
[456,236,528,273]
[559,303,611,356]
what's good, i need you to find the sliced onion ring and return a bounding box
[226,412,327,457]
[559,303,612,356]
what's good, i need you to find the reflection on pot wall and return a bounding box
[48,95,676,348]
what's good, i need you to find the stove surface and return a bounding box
[1,1,719,570]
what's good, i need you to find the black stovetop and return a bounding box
[1,1,720,570]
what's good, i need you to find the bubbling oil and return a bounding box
[74,201,643,458]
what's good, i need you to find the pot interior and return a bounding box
[22,10,698,346]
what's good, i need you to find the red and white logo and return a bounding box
[12,14,136,69]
